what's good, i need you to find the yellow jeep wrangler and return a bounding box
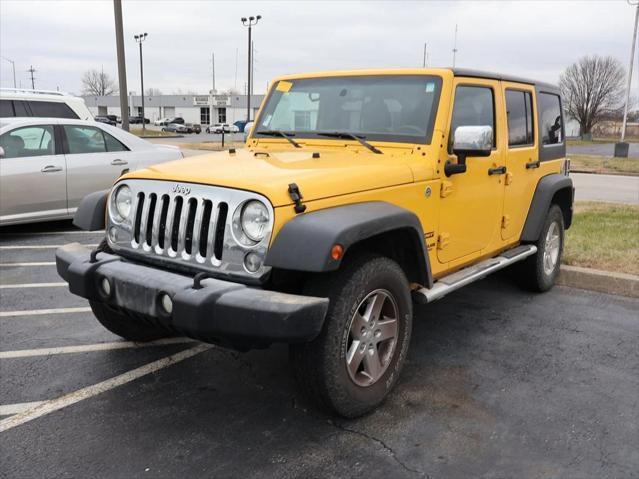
[57,68,573,417]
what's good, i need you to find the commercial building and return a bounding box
[82,93,265,125]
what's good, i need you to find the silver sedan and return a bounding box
[0,117,184,225]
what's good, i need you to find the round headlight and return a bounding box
[113,184,132,221]
[240,200,269,242]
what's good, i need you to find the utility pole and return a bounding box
[1,57,16,88]
[452,24,458,68]
[422,43,428,68]
[113,0,129,131]
[211,52,216,93]
[234,47,238,92]
[134,32,148,132]
[241,15,261,123]
[27,65,36,89]
[615,1,639,157]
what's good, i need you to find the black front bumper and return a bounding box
[56,243,329,345]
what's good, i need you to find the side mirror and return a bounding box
[0,146,4,158]
[445,125,493,177]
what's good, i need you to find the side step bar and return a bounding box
[413,244,537,304]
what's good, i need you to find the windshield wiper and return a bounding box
[255,130,301,148]
[317,132,383,154]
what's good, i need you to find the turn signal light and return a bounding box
[331,244,344,260]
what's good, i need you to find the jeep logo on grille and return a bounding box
[171,184,191,195]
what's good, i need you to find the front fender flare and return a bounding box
[265,201,432,288]
[73,190,108,231]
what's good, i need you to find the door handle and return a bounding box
[41,165,62,173]
[488,166,507,176]
[525,160,541,169]
[111,159,128,166]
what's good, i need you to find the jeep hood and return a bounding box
[125,148,415,207]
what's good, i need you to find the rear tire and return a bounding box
[518,204,565,292]
[90,301,171,342]
[290,253,413,418]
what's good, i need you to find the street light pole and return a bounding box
[113,0,129,131]
[1,57,16,88]
[241,15,261,124]
[134,32,148,132]
[619,2,639,147]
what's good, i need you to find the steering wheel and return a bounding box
[396,125,424,135]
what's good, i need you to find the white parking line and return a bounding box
[0,244,97,250]
[0,307,91,318]
[0,401,46,416]
[0,337,196,359]
[0,262,56,267]
[0,283,66,289]
[0,343,213,432]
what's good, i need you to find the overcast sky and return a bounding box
[1,0,637,97]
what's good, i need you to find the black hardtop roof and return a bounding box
[452,68,559,92]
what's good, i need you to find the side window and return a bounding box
[0,100,14,117]
[63,125,107,154]
[0,125,56,158]
[539,93,563,145]
[450,85,495,150]
[13,100,30,116]
[103,131,128,152]
[29,101,79,119]
[506,90,534,147]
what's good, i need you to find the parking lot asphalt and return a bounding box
[1,221,638,478]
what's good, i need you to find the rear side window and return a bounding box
[29,101,79,119]
[0,100,13,117]
[13,100,29,116]
[103,131,128,152]
[64,125,107,154]
[506,90,534,146]
[0,100,31,117]
[0,125,55,158]
[539,93,563,145]
[450,85,496,150]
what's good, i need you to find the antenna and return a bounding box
[27,65,36,89]
[452,24,458,68]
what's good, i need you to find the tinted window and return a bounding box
[0,100,13,117]
[539,93,562,145]
[506,90,534,146]
[450,85,495,149]
[0,125,55,158]
[104,131,128,152]
[29,101,78,119]
[255,75,443,144]
[13,100,29,116]
[64,125,107,154]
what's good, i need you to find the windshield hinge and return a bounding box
[288,183,307,214]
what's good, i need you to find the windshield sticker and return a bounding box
[425,82,435,93]
[276,81,293,92]
[262,114,272,127]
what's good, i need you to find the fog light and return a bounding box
[100,277,111,296]
[243,252,262,273]
[108,226,118,243]
[160,293,173,315]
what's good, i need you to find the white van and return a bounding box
[0,88,93,121]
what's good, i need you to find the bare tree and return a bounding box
[145,87,162,96]
[559,55,626,136]
[81,69,118,96]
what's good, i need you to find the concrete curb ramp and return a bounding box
[558,265,639,298]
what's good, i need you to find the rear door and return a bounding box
[501,83,539,240]
[62,124,136,211]
[0,123,68,223]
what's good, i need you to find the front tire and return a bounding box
[90,301,172,342]
[519,204,565,292]
[290,253,413,418]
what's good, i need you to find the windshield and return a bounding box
[254,75,442,145]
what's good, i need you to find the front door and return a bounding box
[62,124,136,211]
[0,124,68,223]
[437,79,505,264]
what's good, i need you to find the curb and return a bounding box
[570,169,639,177]
[557,265,639,298]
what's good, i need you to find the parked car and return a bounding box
[0,117,183,225]
[166,117,185,125]
[94,116,116,126]
[185,123,201,134]
[56,67,574,418]
[0,88,93,120]
[243,121,254,141]
[129,116,150,124]
[154,117,170,126]
[206,123,239,134]
[234,120,248,132]
[106,114,119,124]
[162,123,188,133]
